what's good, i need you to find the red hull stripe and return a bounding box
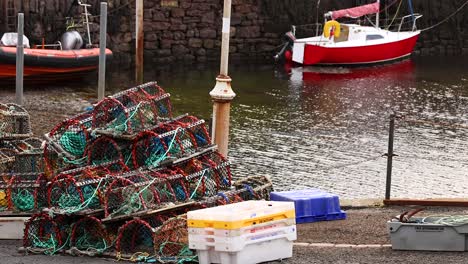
[303,35,419,65]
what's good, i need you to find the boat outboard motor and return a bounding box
[274,30,296,62]
[61,31,83,50]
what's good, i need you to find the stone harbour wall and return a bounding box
[1,0,467,64]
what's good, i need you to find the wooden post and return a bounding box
[15,13,24,106]
[385,114,395,200]
[98,2,107,101]
[135,0,144,84]
[209,0,236,158]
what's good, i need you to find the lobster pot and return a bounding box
[23,213,74,254]
[0,103,32,139]
[0,148,15,173]
[115,219,156,256]
[91,92,173,136]
[6,138,45,174]
[7,174,47,213]
[69,216,112,254]
[110,81,166,102]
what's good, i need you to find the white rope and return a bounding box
[420,0,468,32]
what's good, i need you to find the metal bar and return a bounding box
[384,199,468,207]
[376,0,380,28]
[219,0,231,76]
[385,114,395,200]
[98,2,107,101]
[135,0,144,84]
[15,13,24,106]
[83,3,92,46]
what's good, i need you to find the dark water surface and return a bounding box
[72,56,468,198]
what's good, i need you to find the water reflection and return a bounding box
[16,56,468,199]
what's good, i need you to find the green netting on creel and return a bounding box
[12,189,35,212]
[59,131,87,157]
[105,103,144,134]
[75,232,108,253]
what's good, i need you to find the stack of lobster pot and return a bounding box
[18,81,274,263]
[0,103,45,215]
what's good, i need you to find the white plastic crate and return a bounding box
[0,217,29,239]
[190,224,296,252]
[388,217,468,251]
[196,236,294,264]
[189,217,296,238]
[187,201,295,230]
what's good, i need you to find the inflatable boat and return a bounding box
[0,46,112,81]
[0,28,112,81]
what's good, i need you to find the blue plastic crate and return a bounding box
[270,189,346,224]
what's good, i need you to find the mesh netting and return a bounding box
[132,120,212,169]
[23,213,64,254]
[6,174,46,212]
[92,91,173,136]
[115,219,155,256]
[3,138,45,173]
[0,103,32,139]
[153,215,194,262]
[86,137,126,166]
[70,216,111,254]
[48,174,85,210]
[0,148,15,173]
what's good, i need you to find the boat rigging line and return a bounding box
[419,0,468,32]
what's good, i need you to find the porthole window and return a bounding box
[366,34,384,41]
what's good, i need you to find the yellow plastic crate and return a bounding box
[187,201,295,230]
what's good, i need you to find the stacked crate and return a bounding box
[187,200,296,264]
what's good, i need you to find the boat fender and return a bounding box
[61,31,84,50]
[323,20,341,38]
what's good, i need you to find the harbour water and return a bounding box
[54,56,468,199]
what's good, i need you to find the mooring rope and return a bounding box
[420,0,468,32]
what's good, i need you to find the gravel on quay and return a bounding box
[1,206,468,263]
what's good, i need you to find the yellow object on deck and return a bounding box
[324,20,341,38]
[0,190,8,207]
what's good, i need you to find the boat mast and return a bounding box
[376,0,380,28]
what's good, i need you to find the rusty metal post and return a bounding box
[98,2,107,101]
[15,13,24,106]
[209,0,235,158]
[135,0,144,84]
[385,114,396,200]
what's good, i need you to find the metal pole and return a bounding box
[98,2,107,101]
[209,0,236,158]
[15,13,24,106]
[376,0,380,29]
[135,0,144,84]
[385,114,395,200]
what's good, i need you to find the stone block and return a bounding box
[146,33,158,41]
[174,31,186,40]
[237,26,261,38]
[172,44,189,55]
[201,11,215,24]
[188,38,203,48]
[144,41,158,50]
[161,39,173,49]
[196,48,206,56]
[156,49,172,57]
[153,22,171,31]
[203,39,215,49]
[171,8,185,18]
[200,28,217,39]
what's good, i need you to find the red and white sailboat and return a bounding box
[277,0,422,66]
